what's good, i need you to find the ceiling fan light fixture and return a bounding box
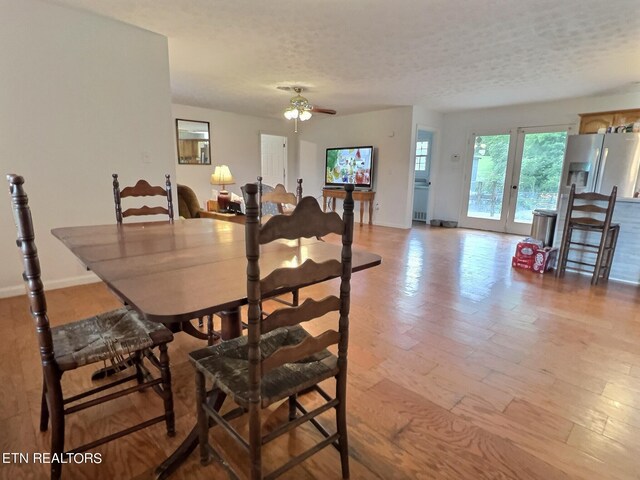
[299,110,312,121]
[284,107,298,120]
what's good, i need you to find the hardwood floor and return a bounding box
[2,224,640,479]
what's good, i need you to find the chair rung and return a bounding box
[567,241,600,249]
[65,378,162,415]
[66,415,166,454]
[204,444,240,479]
[264,433,339,480]
[262,398,338,445]
[565,259,597,267]
[202,401,250,451]
[63,373,138,404]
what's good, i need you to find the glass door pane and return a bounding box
[466,134,510,220]
[512,131,568,224]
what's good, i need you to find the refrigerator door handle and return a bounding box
[595,147,609,192]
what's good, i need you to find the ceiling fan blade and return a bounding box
[310,107,336,115]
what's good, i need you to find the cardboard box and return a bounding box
[512,240,558,274]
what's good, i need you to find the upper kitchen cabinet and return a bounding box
[579,109,640,134]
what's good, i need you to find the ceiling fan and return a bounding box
[278,86,336,132]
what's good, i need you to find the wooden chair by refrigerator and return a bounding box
[556,184,619,285]
[189,183,355,479]
[7,174,175,480]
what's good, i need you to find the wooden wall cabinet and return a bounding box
[579,109,640,134]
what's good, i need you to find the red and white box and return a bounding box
[511,238,558,274]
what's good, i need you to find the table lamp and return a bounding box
[210,165,235,212]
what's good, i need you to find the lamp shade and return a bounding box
[210,165,235,187]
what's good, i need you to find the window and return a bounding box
[415,140,429,171]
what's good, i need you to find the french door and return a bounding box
[460,126,571,235]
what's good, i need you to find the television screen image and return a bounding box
[325,146,373,188]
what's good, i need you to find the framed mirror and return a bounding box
[176,119,211,165]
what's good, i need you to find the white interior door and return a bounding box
[260,134,287,187]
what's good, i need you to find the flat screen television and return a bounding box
[325,146,374,189]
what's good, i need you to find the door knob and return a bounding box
[512,185,518,190]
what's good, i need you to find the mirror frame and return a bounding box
[176,119,211,165]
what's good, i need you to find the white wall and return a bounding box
[436,92,640,222]
[299,106,425,228]
[173,104,295,206]
[0,0,175,297]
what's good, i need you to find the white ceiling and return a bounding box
[49,0,640,118]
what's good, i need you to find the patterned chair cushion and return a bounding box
[190,325,338,408]
[52,307,173,371]
[241,183,280,216]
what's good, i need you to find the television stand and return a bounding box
[322,188,375,225]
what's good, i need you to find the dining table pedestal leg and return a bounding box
[155,307,241,479]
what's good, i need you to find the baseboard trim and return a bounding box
[0,273,100,299]
[372,221,410,229]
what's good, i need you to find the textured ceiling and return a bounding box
[48,0,640,118]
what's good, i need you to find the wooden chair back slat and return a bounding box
[572,204,608,214]
[120,179,168,198]
[260,197,344,244]
[260,259,342,295]
[122,206,171,218]
[262,184,297,207]
[261,329,340,375]
[574,191,613,202]
[262,296,341,335]
[113,174,174,224]
[570,216,607,226]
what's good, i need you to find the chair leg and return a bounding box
[40,378,49,432]
[288,395,297,421]
[249,406,262,480]
[336,375,350,479]
[48,378,65,480]
[592,229,609,286]
[605,227,620,281]
[206,315,215,346]
[158,344,175,437]
[134,351,144,385]
[195,371,210,465]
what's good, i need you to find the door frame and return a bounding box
[408,124,440,227]
[459,128,517,232]
[504,124,573,235]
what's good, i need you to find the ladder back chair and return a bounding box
[190,183,355,480]
[259,177,303,218]
[112,174,219,344]
[556,184,619,285]
[113,173,174,223]
[7,174,175,480]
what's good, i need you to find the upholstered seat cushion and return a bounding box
[241,184,280,216]
[52,307,173,371]
[190,326,338,408]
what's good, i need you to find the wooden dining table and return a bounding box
[52,217,382,478]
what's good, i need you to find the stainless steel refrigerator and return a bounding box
[559,133,640,197]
